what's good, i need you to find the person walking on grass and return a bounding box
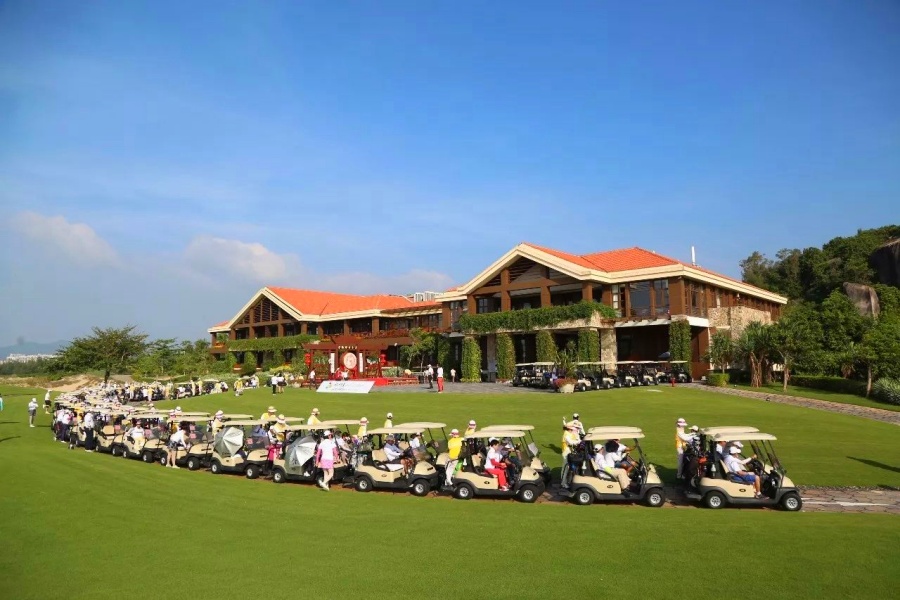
[44,390,51,414]
[0,392,4,412]
[436,365,444,393]
[450,368,456,383]
[28,397,38,427]
[316,430,338,491]
[82,411,95,452]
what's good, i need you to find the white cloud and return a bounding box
[182,236,300,284]
[320,269,455,295]
[11,211,122,268]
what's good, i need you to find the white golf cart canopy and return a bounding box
[465,429,526,440]
[481,424,535,432]
[588,426,642,435]
[712,432,777,442]
[700,426,760,436]
[396,422,447,429]
[585,430,645,441]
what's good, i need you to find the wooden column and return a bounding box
[371,317,380,333]
[343,320,350,335]
[467,295,477,315]
[441,304,451,329]
[669,278,685,315]
[500,268,511,311]
[581,282,593,302]
[300,322,308,335]
[601,286,612,307]
[540,286,551,308]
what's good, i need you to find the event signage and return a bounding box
[316,380,375,394]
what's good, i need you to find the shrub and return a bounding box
[576,329,600,363]
[536,330,556,363]
[872,378,900,405]
[669,320,692,362]
[707,373,730,387]
[495,333,516,380]
[458,301,616,334]
[789,375,867,396]
[461,338,482,382]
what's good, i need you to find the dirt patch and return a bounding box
[0,374,102,392]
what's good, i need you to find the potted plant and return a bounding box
[554,343,577,393]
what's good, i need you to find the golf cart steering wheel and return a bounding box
[748,458,764,475]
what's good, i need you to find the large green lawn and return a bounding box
[732,382,900,412]
[1,384,898,600]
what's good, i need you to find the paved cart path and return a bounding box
[684,383,900,426]
[539,485,900,513]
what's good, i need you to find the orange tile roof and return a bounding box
[521,243,600,270]
[267,287,423,316]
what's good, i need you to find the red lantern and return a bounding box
[379,353,386,366]
[304,353,311,366]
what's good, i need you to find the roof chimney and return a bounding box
[691,246,696,267]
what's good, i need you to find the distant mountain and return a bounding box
[0,340,66,360]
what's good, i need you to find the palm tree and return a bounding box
[735,321,772,388]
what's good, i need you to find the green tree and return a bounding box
[461,337,482,382]
[769,303,824,390]
[707,331,735,373]
[400,328,437,370]
[858,316,900,397]
[56,325,149,384]
[536,330,556,362]
[735,321,772,388]
[495,333,516,380]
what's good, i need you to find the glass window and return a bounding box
[653,280,669,316]
[476,297,497,314]
[611,285,622,317]
[629,281,651,317]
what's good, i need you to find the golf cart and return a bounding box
[271,424,355,486]
[94,410,130,453]
[680,426,759,485]
[590,365,620,389]
[480,424,551,486]
[396,422,449,475]
[563,428,666,507]
[352,427,441,496]
[209,420,270,479]
[635,361,660,386]
[664,361,693,383]
[449,430,545,503]
[512,364,536,387]
[685,430,801,511]
[614,362,638,387]
[529,362,556,389]
[159,416,216,470]
[573,362,600,391]
[110,413,168,460]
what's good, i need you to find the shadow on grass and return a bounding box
[0,421,21,425]
[0,436,20,443]
[848,456,900,474]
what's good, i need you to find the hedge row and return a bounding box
[789,375,867,397]
[872,378,900,405]
[707,373,730,387]
[227,334,319,352]
[458,301,616,334]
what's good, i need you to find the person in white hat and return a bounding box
[357,417,368,438]
[445,428,462,486]
[27,397,38,427]
[383,412,393,428]
[675,418,695,479]
[569,413,585,437]
[308,408,321,425]
[724,445,761,497]
[212,411,225,435]
[316,430,338,490]
[560,423,581,489]
[464,419,477,437]
[260,406,277,422]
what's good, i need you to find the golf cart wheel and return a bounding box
[518,484,539,503]
[210,460,222,475]
[186,457,201,471]
[354,476,373,492]
[245,464,261,479]
[780,492,802,512]
[645,488,665,507]
[111,446,120,457]
[411,480,430,497]
[272,468,286,484]
[453,483,474,500]
[573,488,593,506]
[704,491,726,509]
[604,382,611,390]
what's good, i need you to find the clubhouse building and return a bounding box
[208,243,787,379]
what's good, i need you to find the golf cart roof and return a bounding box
[515,363,535,367]
[588,426,643,434]
[616,361,635,364]
[636,360,657,364]
[221,414,253,420]
[367,426,426,435]
[320,419,359,426]
[670,360,688,364]
[531,362,555,366]
[179,411,211,417]
[175,415,212,423]
[396,422,447,429]
[282,417,305,423]
[700,426,760,436]
[576,362,602,366]
[465,429,526,439]
[481,424,535,432]
[221,420,265,427]
[712,432,777,442]
[585,430,645,441]
[285,424,321,432]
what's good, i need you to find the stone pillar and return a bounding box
[599,327,617,371]
[485,334,497,375]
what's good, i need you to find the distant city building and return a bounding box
[1,353,58,364]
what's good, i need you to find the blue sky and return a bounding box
[1,1,898,345]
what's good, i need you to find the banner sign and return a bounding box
[316,380,375,394]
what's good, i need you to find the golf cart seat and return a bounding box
[102,425,114,435]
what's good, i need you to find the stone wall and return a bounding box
[600,328,617,370]
[708,306,773,339]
